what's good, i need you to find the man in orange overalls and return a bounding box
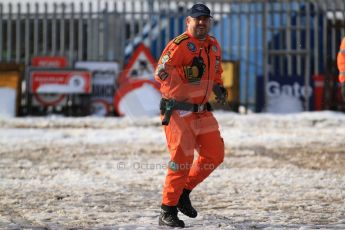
[337,37,345,101]
[155,3,228,228]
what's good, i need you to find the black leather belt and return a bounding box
[160,98,209,113]
[160,98,212,125]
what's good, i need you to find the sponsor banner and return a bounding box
[31,56,68,68]
[256,74,314,113]
[75,61,119,116]
[30,70,92,94]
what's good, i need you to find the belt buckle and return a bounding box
[197,104,204,112]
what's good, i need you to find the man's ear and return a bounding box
[185,16,191,25]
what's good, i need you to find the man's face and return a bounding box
[186,16,211,40]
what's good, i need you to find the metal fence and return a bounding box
[0,0,344,111]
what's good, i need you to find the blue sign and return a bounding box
[256,74,314,113]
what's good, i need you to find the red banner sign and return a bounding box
[32,56,68,68]
[30,70,92,94]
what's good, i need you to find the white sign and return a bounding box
[0,88,16,117]
[75,61,119,116]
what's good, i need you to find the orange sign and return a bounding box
[0,71,20,89]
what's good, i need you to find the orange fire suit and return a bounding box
[155,31,225,206]
[337,37,345,83]
[337,37,345,101]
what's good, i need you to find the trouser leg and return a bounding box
[162,112,195,206]
[184,112,224,190]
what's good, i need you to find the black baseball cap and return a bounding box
[188,3,212,18]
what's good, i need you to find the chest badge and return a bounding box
[187,42,196,52]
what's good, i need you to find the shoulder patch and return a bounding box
[173,34,189,45]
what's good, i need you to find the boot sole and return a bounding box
[177,206,198,218]
[159,219,185,228]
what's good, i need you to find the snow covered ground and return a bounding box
[1,111,345,229]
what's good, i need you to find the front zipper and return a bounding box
[200,45,211,105]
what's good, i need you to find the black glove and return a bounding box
[342,82,345,101]
[213,84,228,105]
[184,56,206,83]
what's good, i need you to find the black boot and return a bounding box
[177,189,197,218]
[158,204,185,228]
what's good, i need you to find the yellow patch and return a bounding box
[173,34,189,45]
